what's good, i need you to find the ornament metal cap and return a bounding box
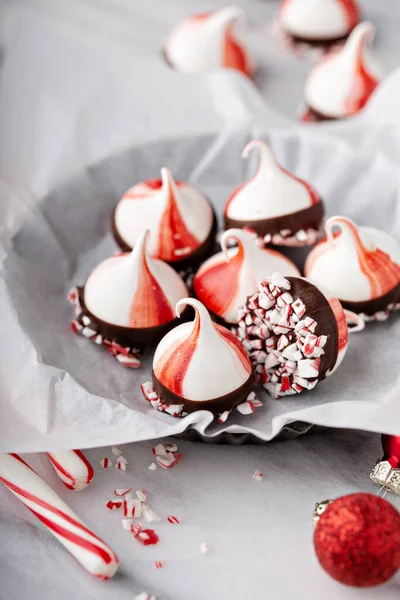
[312,499,333,527]
[370,434,400,496]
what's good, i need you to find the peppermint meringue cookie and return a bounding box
[235,273,352,398]
[279,0,360,46]
[304,22,383,120]
[193,228,300,324]
[151,298,254,414]
[224,140,324,248]
[69,230,188,367]
[112,167,216,270]
[305,216,400,321]
[164,6,254,76]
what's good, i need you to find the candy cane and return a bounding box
[0,454,119,579]
[46,450,94,491]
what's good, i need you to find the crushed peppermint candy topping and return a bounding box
[136,489,148,502]
[106,499,122,511]
[100,458,112,469]
[114,487,132,497]
[112,446,123,457]
[148,462,157,471]
[154,561,166,569]
[167,515,180,524]
[115,456,128,471]
[252,471,263,482]
[135,593,156,600]
[200,542,210,555]
[235,274,327,398]
[156,453,183,470]
[69,287,141,367]
[134,528,160,546]
[141,383,262,422]
[359,301,400,323]
[243,226,320,249]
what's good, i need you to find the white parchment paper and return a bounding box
[0,0,400,453]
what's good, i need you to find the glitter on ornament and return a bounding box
[313,493,400,587]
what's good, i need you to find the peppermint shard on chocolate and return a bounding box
[193,228,300,325]
[224,140,324,248]
[305,216,400,322]
[235,273,349,398]
[148,298,255,415]
[69,230,188,367]
[112,167,216,271]
[279,0,360,46]
[303,22,383,121]
[163,6,254,76]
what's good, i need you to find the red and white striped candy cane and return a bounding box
[46,450,94,491]
[0,454,118,579]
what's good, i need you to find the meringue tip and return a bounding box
[242,139,276,166]
[175,297,210,320]
[211,5,245,27]
[221,227,252,258]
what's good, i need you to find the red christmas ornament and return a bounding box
[371,435,400,495]
[313,493,400,587]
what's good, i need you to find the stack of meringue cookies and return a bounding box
[69,0,400,423]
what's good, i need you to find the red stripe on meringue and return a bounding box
[223,28,251,75]
[155,312,201,395]
[218,326,252,373]
[340,0,360,29]
[193,242,245,318]
[128,242,174,328]
[344,50,379,115]
[156,175,200,263]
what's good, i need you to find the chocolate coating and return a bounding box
[153,372,254,414]
[303,106,339,122]
[340,282,400,317]
[224,202,324,244]
[78,287,190,350]
[112,206,218,272]
[286,31,351,48]
[286,277,339,379]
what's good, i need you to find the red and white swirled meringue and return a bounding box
[152,298,254,414]
[113,167,215,267]
[84,230,188,329]
[193,228,300,324]
[279,0,360,44]
[305,216,400,321]
[304,22,383,119]
[224,140,324,247]
[164,6,254,76]
[235,273,351,398]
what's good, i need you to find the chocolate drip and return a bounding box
[224,202,324,244]
[153,372,254,414]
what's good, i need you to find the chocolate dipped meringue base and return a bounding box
[341,282,400,321]
[112,208,218,273]
[235,274,348,399]
[69,287,190,367]
[285,31,351,49]
[152,372,254,415]
[302,107,339,123]
[225,202,325,248]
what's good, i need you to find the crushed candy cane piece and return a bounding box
[154,561,166,569]
[148,463,157,471]
[112,446,123,457]
[121,518,133,530]
[236,401,254,415]
[167,515,180,524]
[135,529,159,546]
[100,458,112,469]
[156,453,183,470]
[200,543,210,555]
[143,505,161,523]
[124,498,142,518]
[218,410,231,424]
[165,444,178,453]
[114,488,132,497]
[252,471,263,482]
[135,593,156,600]
[152,444,167,457]
[136,489,148,502]
[115,456,128,471]
[106,500,122,511]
